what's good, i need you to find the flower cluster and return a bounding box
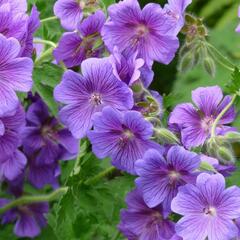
[1,0,240,239]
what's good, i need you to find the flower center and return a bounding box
[119,129,134,146]
[203,206,217,217]
[168,170,181,184]
[136,24,149,37]
[90,92,102,106]
[151,211,163,224]
[201,116,214,133]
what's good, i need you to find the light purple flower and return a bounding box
[53,10,106,68]
[119,189,175,240]
[236,6,240,33]
[88,106,161,174]
[54,0,83,30]
[135,146,200,211]
[0,200,49,238]
[171,173,240,240]
[0,104,25,157]
[0,0,27,14]
[169,86,236,149]
[163,0,192,35]
[22,99,79,165]
[0,150,27,181]
[0,34,33,114]
[54,57,133,139]
[102,0,179,66]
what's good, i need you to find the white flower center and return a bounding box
[90,93,102,106]
[204,206,217,216]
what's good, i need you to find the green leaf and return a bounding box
[225,67,240,94]
[33,63,63,116]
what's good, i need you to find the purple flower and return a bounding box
[119,189,175,240]
[88,106,161,174]
[53,10,106,68]
[54,0,83,30]
[0,34,33,114]
[20,6,41,57]
[169,86,236,149]
[163,0,192,35]
[0,0,27,14]
[171,173,240,240]
[110,47,144,86]
[0,150,27,181]
[0,200,49,238]
[22,99,79,165]
[54,57,133,139]
[0,104,25,157]
[236,6,240,33]
[101,0,179,66]
[200,154,236,177]
[135,146,200,212]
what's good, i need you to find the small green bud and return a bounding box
[179,51,195,73]
[185,14,197,25]
[131,82,143,93]
[154,128,179,145]
[203,57,216,77]
[224,132,240,142]
[92,38,103,50]
[199,161,217,173]
[217,146,235,164]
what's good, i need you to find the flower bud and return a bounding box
[179,51,194,73]
[203,57,216,77]
[154,128,179,144]
[224,132,240,143]
[217,146,235,164]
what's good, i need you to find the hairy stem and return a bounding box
[206,42,235,71]
[33,39,57,48]
[35,47,54,65]
[0,187,68,215]
[211,94,237,138]
[84,167,116,185]
[40,16,58,24]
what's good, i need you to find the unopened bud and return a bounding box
[154,128,179,145]
[224,132,240,143]
[199,161,217,173]
[203,57,216,77]
[179,52,194,73]
[217,146,235,164]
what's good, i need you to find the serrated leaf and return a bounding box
[225,67,240,94]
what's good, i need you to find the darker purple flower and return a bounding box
[22,99,79,165]
[20,6,41,58]
[163,0,192,35]
[119,189,175,240]
[54,57,133,139]
[110,47,144,86]
[135,146,200,212]
[171,173,240,240]
[88,106,161,174]
[0,34,33,114]
[53,10,106,68]
[0,200,49,238]
[54,0,83,30]
[102,0,179,66]
[169,86,236,149]
[0,150,27,181]
[0,104,25,157]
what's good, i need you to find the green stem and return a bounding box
[35,47,54,65]
[84,167,116,185]
[206,42,235,71]
[40,16,58,24]
[0,187,68,215]
[33,39,56,48]
[211,94,237,138]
